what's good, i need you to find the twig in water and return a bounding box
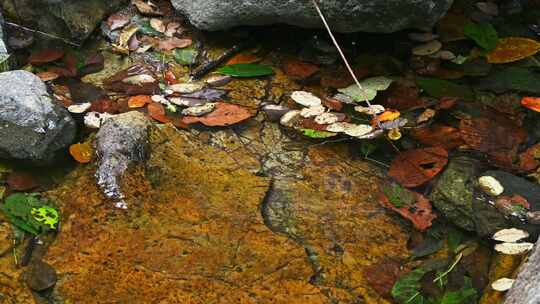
[3,21,81,47]
[311,0,381,128]
[190,40,253,80]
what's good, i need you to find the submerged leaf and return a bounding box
[463,22,498,51]
[389,147,448,188]
[28,48,65,65]
[218,63,274,78]
[338,76,393,102]
[416,77,474,100]
[487,37,540,64]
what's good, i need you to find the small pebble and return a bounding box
[343,124,373,138]
[84,112,115,129]
[494,242,533,255]
[168,83,204,94]
[493,228,529,243]
[291,91,322,107]
[280,110,301,127]
[354,104,385,115]
[261,104,290,121]
[476,2,499,16]
[169,97,206,107]
[437,50,456,61]
[300,105,325,118]
[206,75,233,87]
[478,176,504,196]
[412,40,442,56]
[67,102,92,114]
[491,278,514,292]
[315,112,341,125]
[25,261,57,291]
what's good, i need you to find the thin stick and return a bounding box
[311,0,380,126]
[3,21,81,47]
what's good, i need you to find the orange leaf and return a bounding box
[460,117,527,153]
[36,71,59,82]
[388,147,448,188]
[147,102,171,123]
[28,48,65,65]
[487,37,540,64]
[128,95,152,108]
[283,59,319,79]
[69,143,93,164]
[182,102,252,127]
[371,110,400,126]
[7,172,38,191]
[226,53,260,65]
[521,96,540,112]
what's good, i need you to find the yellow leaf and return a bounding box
[487,37,540,64]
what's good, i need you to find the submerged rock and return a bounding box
[25,260,57,291]
[0,0,127,42]
[172,0,453,33]
[95,111,150,209]
[0,70,76,162]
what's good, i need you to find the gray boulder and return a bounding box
[0,0,127,42]
[0,70,76,161]
[171,0,454,33]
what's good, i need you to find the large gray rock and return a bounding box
[0,70,76,161]
[504,242,540,304]
[172,0,454,33]
[0,0,127,42]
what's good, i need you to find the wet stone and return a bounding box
[25,260,57,291]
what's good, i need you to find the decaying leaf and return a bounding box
[132,0,162,16]
[460,117,527,153]
[283,59,320,79]
[69,142,93,164]
[379,186,437,230]
[182,102,252,127]
[147,102,170,123]
[226,53,260,65]
[158,37,192,51]
[487,37,540,64]
[338,76,393,102]
[128,95,152,108]
[363,258,404,299]
[107,13,131,31]
[492,228,529,243]
[28,48,65,65]
[7,172,38,191]
[494,242,534,255]
[150,18,165,33]
[389,147,448,188]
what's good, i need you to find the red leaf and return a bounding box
[90,99,119,114]
[182,102,252,127]
[379,190,437,231]
[283,59,320,80]
[363,258,404,299]
[157,37,192,51]
[28,48,65,65]
[522,96,540,112]
[7,172,38,191]
[389,147,448,188]
[147,102,171,123]
[410,125,464,150]
[460,117,527,153]
[107,13,131,31]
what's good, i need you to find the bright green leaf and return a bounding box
[217,63,274,78]
[301,129,337,139]
[173,48,198,65]
[440,288,477,304]
[0,193,59,235]
[464,22,499,51]
[416,77,474,101]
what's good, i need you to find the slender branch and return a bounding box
[311,0,381,128]
[3,21,81,47]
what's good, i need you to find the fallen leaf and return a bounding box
[226,53,261,65]
[416,77,474,100]
[339,76,394,102]
[36,71,59,82]
[147,102,170,123]
[322,97,343,111]
[417,109,436,124]
[459,117,527,153]
[181,103,216,117]
[379,186,437,230]
[69,143,93,164]
[79,53,105,76]
[493,228,529,243]
[7,172,38,191]
[128,95,152,108]
[182,102,252,126]
[67,103,92,114]
[28,48,65,65]
[389,147,448,188]
[301,129,336,138]
[150,18,165,33]
[320,67,370,88]
[521,96,540,112]
[487,37,540,64]
[463,22,498,51]
[477,67,540,94]
[158,37,192,51]
[107,13,131,31]
[410,125,464,150]
[90,99,120,114]
[182,89,227,101]
[218,63,274,78]
[494,242,534,255]
[363,258,404,299]
[371,110,400,126]
[412,40,442,56]
[384,81,423,110]
[165,22,182,37]
[283,59,320,79]
[132,0,162,16]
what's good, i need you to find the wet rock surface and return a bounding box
[41,122,409,303]
[172,0,453,33]
[0,0,127,42]
[0,70,76,162]
[95,111,150,209]
[24,260,57,292]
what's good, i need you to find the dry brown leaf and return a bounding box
[388,147,448,188]
[36,71,59,82]
[182,102,252,126]
[460,117,527,153]
[107,13,131,31]
[157,37,192,51]
[147,102,171,123]
[410,125,464,150]
[28,48,65,65]
[379,189,437,230]
[283,59,320,80]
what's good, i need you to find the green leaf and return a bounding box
[137,20,163,36]
[173,48,198,65]
[440,288,477,304]
[477,67,540,94]
[217,63,274,78]
[416,77,474,101]
[464,22,499,51]
[338,76,394,102]
[301,129,337,139]
[0,193,59,235]
[382,183,415,208]
[411,237,444,259]
[447,229,465,253]
[391,268,430,304]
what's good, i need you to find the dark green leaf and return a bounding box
[440,288,477,304]
[217,63,274,78]
[463,22,499,51]
[416,77,474,101]
[411,237,444,259]
[0,193,58,235]
[382,183,415,208]
[447,229,465,253]
[392,268,430,304]
[477,67,540,94]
